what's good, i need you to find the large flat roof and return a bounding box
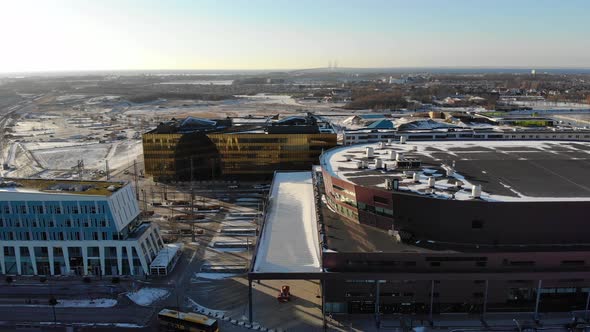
[322,140,590,202]
[252,171,321,273]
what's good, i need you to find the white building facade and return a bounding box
[0,179,163,276]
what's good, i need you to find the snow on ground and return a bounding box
[33,143,111,169]
[107,140,143,171]
[187,298,226,317]
[85,95,121,104]
[194,272,239,280]
[253,171,321,273]
[126,288,170,306]
[27,140,141,171]
[56,298,117,308]
[234,94,302,106]
[55,94,87,102]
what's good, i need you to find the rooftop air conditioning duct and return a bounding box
[471,184,482,198]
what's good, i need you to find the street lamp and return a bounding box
[513,318,522,332]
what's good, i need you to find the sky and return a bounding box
[1,0,590,73]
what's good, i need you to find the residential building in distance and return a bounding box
[0,178,163,276]
[143,114,337,181]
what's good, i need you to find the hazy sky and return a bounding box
[1,0,589,73]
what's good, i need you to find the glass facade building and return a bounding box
[143,116,337,181]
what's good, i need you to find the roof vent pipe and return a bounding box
[471,184,482,198]
[400,136,407,144]
[413,172,420,183]
[428,176,435,188]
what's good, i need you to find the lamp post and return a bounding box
[513,318,522,332]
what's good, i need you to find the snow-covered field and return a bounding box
[127,288,170,306]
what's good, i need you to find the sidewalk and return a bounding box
[328,312,590,332]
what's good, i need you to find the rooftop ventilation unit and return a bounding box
[389,150,396,160]
[400,136,407,144]
[375,158,383,169]
[396,152,404,161]
[413,172,420,183]
[428,176,435,188]
[366,147,374,158]
[356,161,363,169]
[445,165,455,177]
[471,184,482,198]
[378,141,386,149]
[384,178,399,191]
[388,229,401,242]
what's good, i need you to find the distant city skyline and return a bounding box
[1,0,590,73]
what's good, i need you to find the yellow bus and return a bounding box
[157,308,219,332]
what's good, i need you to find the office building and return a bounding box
[0,178,163,276]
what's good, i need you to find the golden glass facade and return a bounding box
[143,132,221,181]
[143,131,337,180]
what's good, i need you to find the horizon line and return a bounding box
[3,65,590,76]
